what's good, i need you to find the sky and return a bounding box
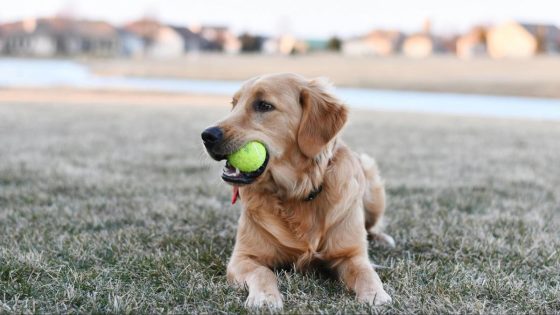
[1,0,559,38]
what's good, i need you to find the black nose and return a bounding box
[201,126,223,145]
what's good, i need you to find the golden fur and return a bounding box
[208,73,393,309]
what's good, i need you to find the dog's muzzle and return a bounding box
[201,126,268,185]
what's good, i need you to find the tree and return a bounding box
[327,36,342,52]
[239,33,263,52]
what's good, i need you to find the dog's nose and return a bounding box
[201,126,223,145]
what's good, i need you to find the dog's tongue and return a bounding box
[231,186,240,204]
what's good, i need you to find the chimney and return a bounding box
[422,18,432,35]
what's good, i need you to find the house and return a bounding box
[0,18,57,56]
[73,20,121,56]
[118,29,145,57]
[195,25,241,53]
[342,30,403,56]
[171,26,211,53]
[401,18,448,58]
[124,19,184,58]
[0,17,120,57]
[402,34,432,58]
[456,26,487,59]
[0,27,4,52]
[487,21,560,58]
[441,35,459,54]
[149,26,184,58]
[279,35,308,54]
[522,23,560,53]
[262,37,279,54]
[342,38,372,56]
[262,35,308,55]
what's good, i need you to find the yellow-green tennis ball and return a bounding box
[228,141,267,172]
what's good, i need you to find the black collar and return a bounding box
[304,185,323,202]
[304,157,331,202]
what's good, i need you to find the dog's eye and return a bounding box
[254,100,275,112]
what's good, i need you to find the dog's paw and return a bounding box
[245,290,283,310]
[358,289,392,306]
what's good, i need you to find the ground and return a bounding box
[0,91,559,313]
[87,54,560,98]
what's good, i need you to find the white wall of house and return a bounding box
[369,38,395,56]
[223,38,241,54]
[32,34,56,56]
[262,38,279,54]
[261,36,306,55]
[148,27,184,58]
[403,36,433,58]
[487,22,537,58]
[5,34,56,56]
[342,40,376,56]
[121,34,144,57]
[278,35,297,55]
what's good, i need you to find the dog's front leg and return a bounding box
[227,255,283,310]
[337,255,392,306]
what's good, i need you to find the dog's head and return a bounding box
[201,73,347,189]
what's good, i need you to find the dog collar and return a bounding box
[232,184,323,205]
[304,185,323,202]
[304,157,330,202]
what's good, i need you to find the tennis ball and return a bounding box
[228,141,267,172]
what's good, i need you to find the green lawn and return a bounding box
[1,102,559,313]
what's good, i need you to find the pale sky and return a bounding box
[1,0,559,38]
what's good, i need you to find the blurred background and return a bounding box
[1,0,560,111]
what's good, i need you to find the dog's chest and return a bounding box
[276,204,331,259]
[244,183,357,267]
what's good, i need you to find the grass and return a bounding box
[0,100,559,313]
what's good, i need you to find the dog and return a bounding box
[201,73,394,309]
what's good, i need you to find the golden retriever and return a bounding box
[201,73,394,309]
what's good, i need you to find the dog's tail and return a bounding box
[360,154,395,248]
[360,153,386,232]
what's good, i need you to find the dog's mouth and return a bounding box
[221,152,269,185]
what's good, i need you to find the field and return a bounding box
[87,54,560,98]
[1,90,559,313]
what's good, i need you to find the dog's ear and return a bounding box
[297,79,348,158]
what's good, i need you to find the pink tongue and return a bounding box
[231,186,240,204]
